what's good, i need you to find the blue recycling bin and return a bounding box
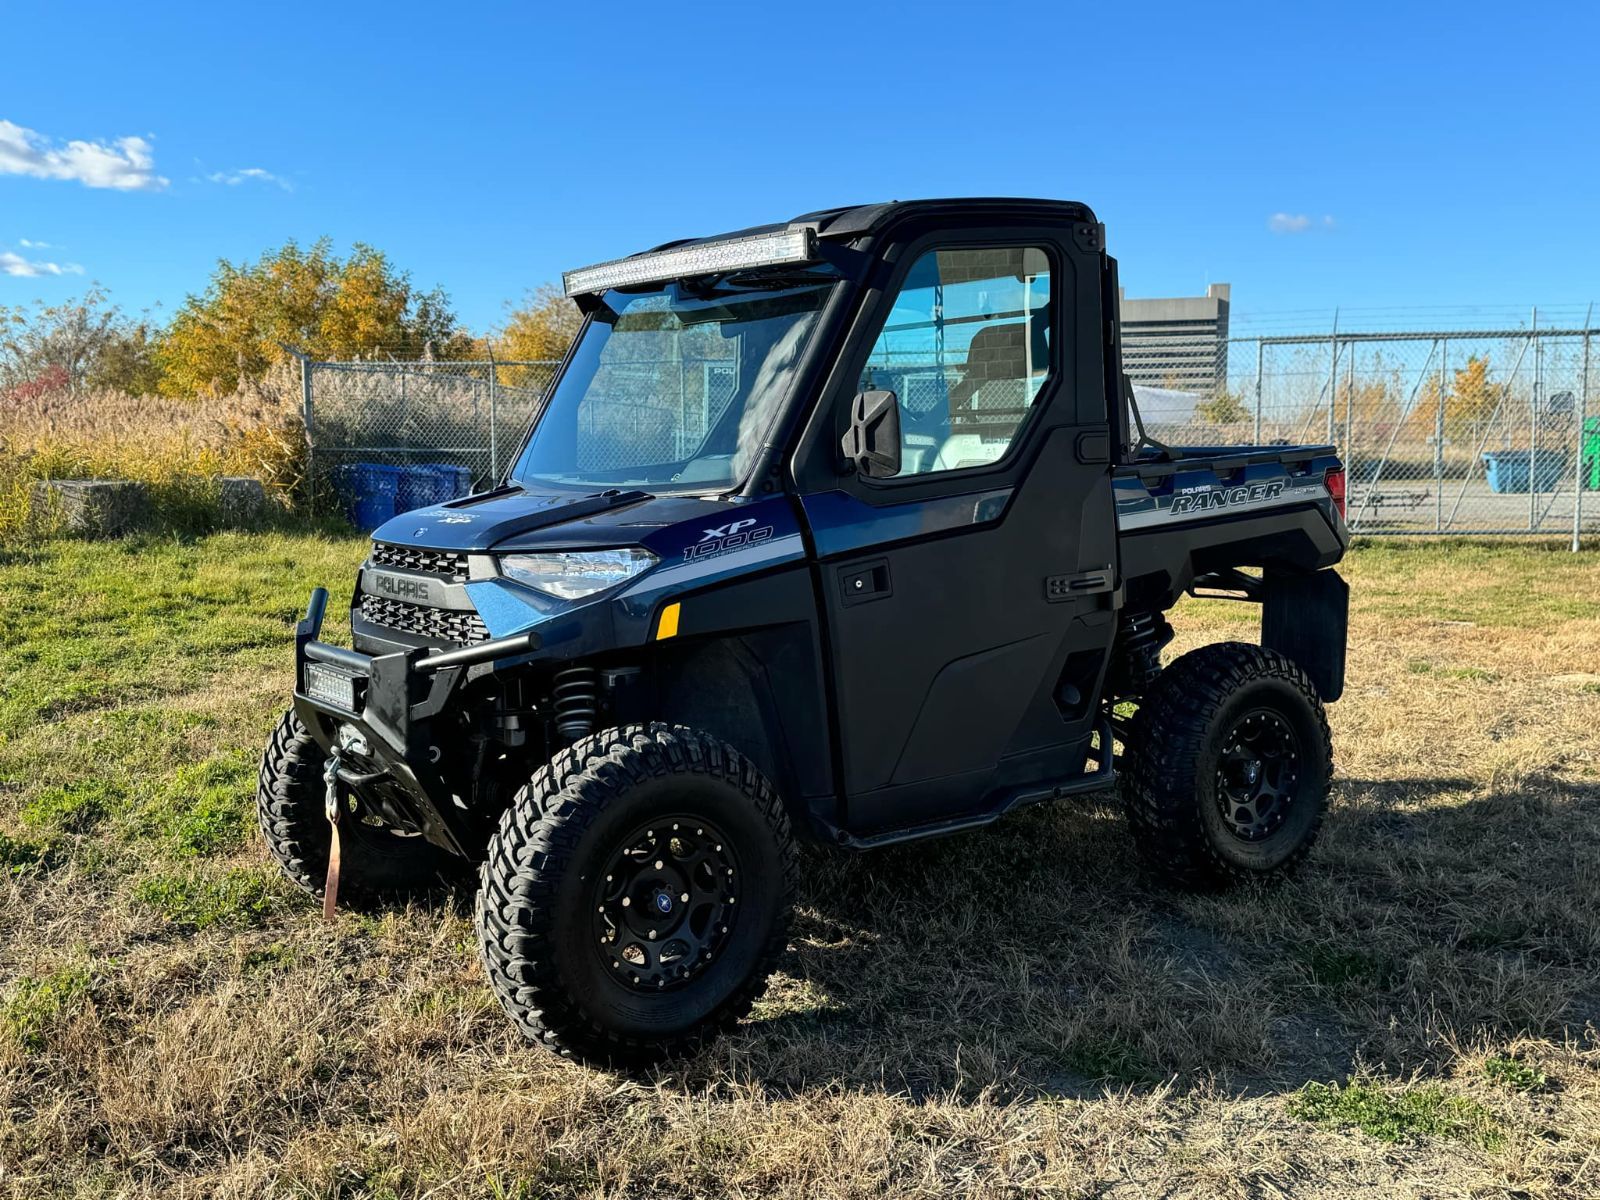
[1482,449,1567,494]
[396,463,474,512]
[432,464,473,500]
[337,463,402,530]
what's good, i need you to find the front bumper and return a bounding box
[290,587,540,856]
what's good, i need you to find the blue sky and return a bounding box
[3,0,1597,336]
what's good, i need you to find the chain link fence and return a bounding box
[1131,326,1597,540]
[302,325,1598,542]
[302,359,558,506]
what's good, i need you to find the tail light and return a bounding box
[1325,467,1347,519]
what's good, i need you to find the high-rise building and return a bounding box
[1119,284,1231,394]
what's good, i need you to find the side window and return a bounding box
[858,246,1052,477]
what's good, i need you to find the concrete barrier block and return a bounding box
[31,479,147,537]
[218,476,268,526]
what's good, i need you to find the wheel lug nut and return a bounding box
[622,897,631,907]
[649,929,657,939]
[680,892,689,902]
[655,860,664,870]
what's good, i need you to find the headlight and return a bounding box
[498,548,658,600]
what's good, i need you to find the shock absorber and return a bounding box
[551,665,599,743]
[1111,611,1174,697]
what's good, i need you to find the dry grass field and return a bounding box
[1,535,1597,1198]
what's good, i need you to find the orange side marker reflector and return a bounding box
[657,602,681,640]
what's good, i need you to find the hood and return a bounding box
[371,486,746,553]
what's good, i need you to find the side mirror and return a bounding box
[840,389,902,479]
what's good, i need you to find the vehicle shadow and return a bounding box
[677,771,1600,1103]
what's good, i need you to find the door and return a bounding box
[799,236,1118,832]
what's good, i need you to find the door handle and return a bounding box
[839,559,892,606]
[1045,567,1113,602]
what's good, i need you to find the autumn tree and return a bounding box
[0,287,158,395]
[1196,390,1250,423]
[498,285,582,363]
[1444,354,1502,435]
[158,239,465,395]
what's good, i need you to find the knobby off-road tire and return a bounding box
[256,710,454,907]
[476,723,797,1067]
[1123,642,1332,889]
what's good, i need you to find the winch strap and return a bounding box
[322,753,343,920]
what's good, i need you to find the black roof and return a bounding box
[645,197,1098,254]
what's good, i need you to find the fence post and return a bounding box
[487,349,500,482]
[303,357,314,516]
[1576,313,1592,552]
[1530,308,1540,531]
[275,343,314,516]
[1343,341,1356,465]
[1435,338,1447,532]
[1254,339,1264,443]
[1326,311,1339,445]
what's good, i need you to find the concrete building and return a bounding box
[1119,283,1231,394]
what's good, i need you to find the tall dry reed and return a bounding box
[0,362,306,539]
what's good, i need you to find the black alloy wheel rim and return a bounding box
[1215,708,1300,841]
[591,817,741,991]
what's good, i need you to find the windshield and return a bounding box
[510,267,838,493]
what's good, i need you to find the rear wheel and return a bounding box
[475,723,796,1066]
[1122,643,1332,889]
[256,710,455,906]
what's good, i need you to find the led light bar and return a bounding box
[303,661,358,711]
[562,228,816,297]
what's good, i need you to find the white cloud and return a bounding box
[0,119,168,191]
[18,237,51,248]
[205,166,291,191]
[1268,212,1337,235]
[0,249,85,277]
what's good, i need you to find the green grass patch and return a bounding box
[239,940,300,975]
[139,752,256,855]
[1288,1079,1502,1147]
[1404,660,1496,682]
[0,829,64,876]
[21,779,116,834]
[2,964,91,1050]
[133,866,280,930]
[1055,1033,1158,1085]
[1298,945,1395,990]
[1484,1055,1548,1092]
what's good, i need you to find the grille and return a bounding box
[370,542,470,581]
[359,594,489,644]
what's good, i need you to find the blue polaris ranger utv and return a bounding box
[260,198,1349,1065]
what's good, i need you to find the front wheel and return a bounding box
[256,710,455,906]
[1122,643,1332,889]
[475,724,796,1066]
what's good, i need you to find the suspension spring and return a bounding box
[1113,610,1173,696]
[551,666,600,743]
